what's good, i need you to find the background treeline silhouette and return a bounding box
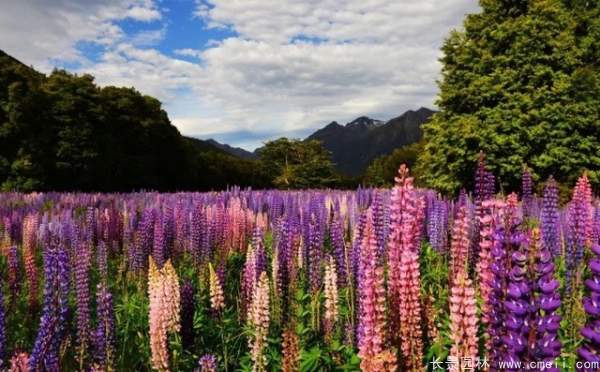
[0,51,269,192]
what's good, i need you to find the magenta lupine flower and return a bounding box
[198,354,217,372]
[22,213,39,310]
[358,213,396,372]
[566,173,593,293]
[386,165,422,371]
[450,205,470,278]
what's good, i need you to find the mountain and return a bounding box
[307,107,435,175]
[206,139,258,159]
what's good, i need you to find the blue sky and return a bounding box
[0,0,479,150]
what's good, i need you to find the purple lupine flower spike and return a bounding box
[579,243,600,370]
[541,177,560,258]
[522,167,533,219]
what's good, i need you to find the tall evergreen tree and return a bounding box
[418,0,600,194]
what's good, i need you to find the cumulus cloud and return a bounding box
[0,0,480,150]
[0,0,161,70]
[174,0,480,148]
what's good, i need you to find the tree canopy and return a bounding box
[257,138,340,189]
[417,0,600,194]
[363,142,422,187]
[0,51,267,192]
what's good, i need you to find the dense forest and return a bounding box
[417,0,600,194]
[0,51,269,192]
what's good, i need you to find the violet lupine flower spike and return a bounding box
[74,239,92,367]
[180,280,195,351]
[29,230,70,371]
[540,177,560,258]
[0,278,5,367]
[476,199,503,352]
[94,283,116,370]
[522,167,534,219]
[528,228,561,370]
[7,245,20,304]
[579,242,600,369]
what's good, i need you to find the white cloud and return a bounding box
[130,27,167,46]
[0,0,162,70]
[1,0,480,150]
[174,0,480,148]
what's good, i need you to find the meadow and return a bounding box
[0,163,598,372]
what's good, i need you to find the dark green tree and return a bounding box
[363,142,422,187]
[0,50,266,192]
[257,138,340,189]
[418,0,600,194]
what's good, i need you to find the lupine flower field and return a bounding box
[0,161,599,372]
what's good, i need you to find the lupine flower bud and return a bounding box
[449,273,478,368]
[9,352,29,372]
[450,205,470,279]
[323,255,339,339]
[209,263,225,313]
[180,280,195,351]
[148,257,181,371]
[282,326,300,372]
[198,354,217,372]
[22,214,39,310]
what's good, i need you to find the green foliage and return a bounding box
[418,0,600,195]
[0,51,267,192]
[257,138,341,189]
[363,142,423,187]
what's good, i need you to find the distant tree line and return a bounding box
[0,51,272,191]
[0,51,351,191]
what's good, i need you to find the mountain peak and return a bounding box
[346,116,383,129]
[306,108,435,175]
[206,139,257,159]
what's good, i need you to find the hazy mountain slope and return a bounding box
[307,107,435,175]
